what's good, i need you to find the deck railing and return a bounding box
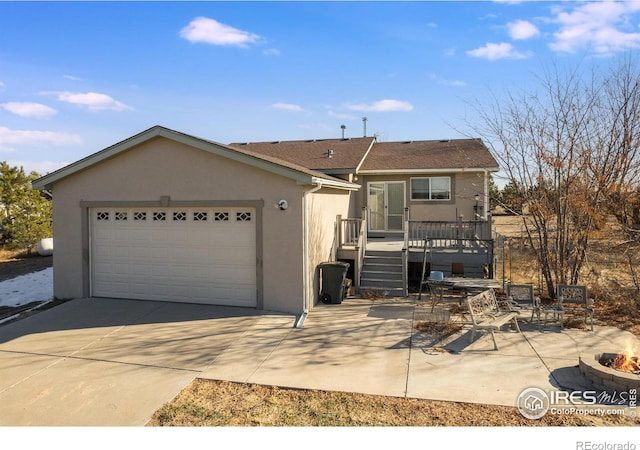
[336,216,492,250]
[407,219,490,248]
[335,212,492,291]
[337,216,362,247]
[336,209,367,291]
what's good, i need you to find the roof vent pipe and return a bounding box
[327,149,334,158]
[362,117,367,137]
[341,124,346,139]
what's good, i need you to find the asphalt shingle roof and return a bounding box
[358,139,499,172]
[229,137,375,171]
[229,137,498,173]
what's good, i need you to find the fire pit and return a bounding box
[601,352,640,374]
[579,351,640,392]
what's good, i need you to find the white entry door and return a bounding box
[90,207,256,307]
[368,182,405,232]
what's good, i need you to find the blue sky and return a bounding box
[2,1,640,176]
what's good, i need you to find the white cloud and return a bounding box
[263,48,280,56]
[180,17,260,47]
[346,99,414,112]
[63,74,84,81]
[427,73,467,87]
[272,102,305,112]
[507,20,540,40]
[0,81,4,90]
[466,42,530,60]
[0,126,82,149]
[327,110,358,120]
[43,91,132,111]
[1,102,57,118]
[549,1,640,54]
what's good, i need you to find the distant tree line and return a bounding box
[0,162,52,254]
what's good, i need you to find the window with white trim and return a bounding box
[410,177,451,201]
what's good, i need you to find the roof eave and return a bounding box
[315,169,359,177]
[358,166,500,175]
[32,126,346,190]
[300,177,360,191]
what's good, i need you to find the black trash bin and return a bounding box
[318,261,350,304]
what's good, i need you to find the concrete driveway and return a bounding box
[0,298,294,426]
[1,296,637,426]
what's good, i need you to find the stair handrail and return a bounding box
[355,207,367,292]
[402,207,409,296]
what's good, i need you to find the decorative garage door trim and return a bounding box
[80,199,264,309]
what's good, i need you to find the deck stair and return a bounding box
[359,249,404,296]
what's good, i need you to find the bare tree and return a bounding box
[471,58,640,298]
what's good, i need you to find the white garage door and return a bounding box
[90,207,256,307]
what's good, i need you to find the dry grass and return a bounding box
[414,319,462,337]
[0,248,52,282]
[148,379,639,427]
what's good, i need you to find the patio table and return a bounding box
[427,277,502,311]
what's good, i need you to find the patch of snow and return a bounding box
[0,267,53,308]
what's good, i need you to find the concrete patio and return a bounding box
[201,296,639,408]
[0,295,637,425]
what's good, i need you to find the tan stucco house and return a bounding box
[33,125,498,321]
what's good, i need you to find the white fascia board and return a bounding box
[301,177,360,191]
[355,139,377,174]
[357,167,500,175]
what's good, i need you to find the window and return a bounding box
[410,177,451,201]
[173,212,187,221]
[237,211,252,222]
[214,212,229,222]
[193,211,208,221]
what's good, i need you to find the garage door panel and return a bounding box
[188,266,210,279]
[110,263,132,276]
[152,247,170,259]
[94,228,115,240]
[213,247,251,261]
[129,229,150,241]
[212,267,254,283]
[129,247,151,259]
[129,264,152,276]
[91,207,256,307]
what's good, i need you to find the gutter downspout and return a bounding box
[294,181,324,329]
